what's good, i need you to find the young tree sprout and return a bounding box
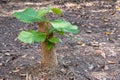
[13,7,79,68]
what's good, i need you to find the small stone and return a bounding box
[100,78,107,80]
[86,30,92,33]
[20,74,26,77]
[88,64,94,70]
[90,72,107,79]
[69,77,74,80]
[77,41,83,45]
[81,24,85,27]
[97,61,105,69]
[71,22,75,24]
[95,50,106,58]
[95,50,102,55]
[108,38,115,43]
[60,68,66,73]
[0,63,3,67]
[101,52,106,58]
[81,43,86,46]
[31,57,35,59]
[22,54,27,58]
[99,42,106,46]
[90,41,99,47]
[84,69,88,72]
[5,52,10,56]
[108,51,116,57]
[104,65,109,70]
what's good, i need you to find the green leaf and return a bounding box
[18,30,46,43]
[46,42,54,50]
[48,27,55,34]
[51,8,62,15]
[50,19,79,34]
[13,8,41,23]
[48,37,60,43]
[58,31,65,35]
[37,7,51,18]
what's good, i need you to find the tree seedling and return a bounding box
[13,7,79,68]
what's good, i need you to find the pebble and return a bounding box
[90,41,99,47]
[0,63,3,67]
[99,42,106,46]
[101,52,106,58]
[77,41,83,45]
[104,65,109,70]
[91,72,107,80]
[22,54,27,58]
[95,50,103,55]
[20,74,26,77]
[86,30,92,33]
[81,43,86,47]
[4,52,11,56]
[97,62,105,69]
[31,57,35,59]
[100,78,107,80]
[108,38,115,43]
[108,51,117,57]
[60,68,66,73]
[88,64,94,70]
[95,50,106,58]
[69,77,74,80]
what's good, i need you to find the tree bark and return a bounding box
[38,22,58,68]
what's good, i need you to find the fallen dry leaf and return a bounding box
[22,54,27,58]
[20,74,26,77]
[107,60,116,64]
[65,3,77,8]
[117,7,120,11]
[95,50,102,55]
[101,52,106,58]
[103,19,109,22]
[105,31,110,35]
[12,68,20,73]
[95,50,106,58]
[77,41,83,45]
[90,72,108,79]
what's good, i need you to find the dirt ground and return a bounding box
[0,0,120,80]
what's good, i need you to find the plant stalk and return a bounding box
[38,22,58,68]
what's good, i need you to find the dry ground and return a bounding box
[0,0,120,80]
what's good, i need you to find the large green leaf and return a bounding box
[48,37,60,43]
[58,31,65,36]
[50,19,79,34]
[51,8,62,15]
[37,7,51,18]
[18,30,46,43]
[13,8,41,23]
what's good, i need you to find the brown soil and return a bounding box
[0,0,120,80]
